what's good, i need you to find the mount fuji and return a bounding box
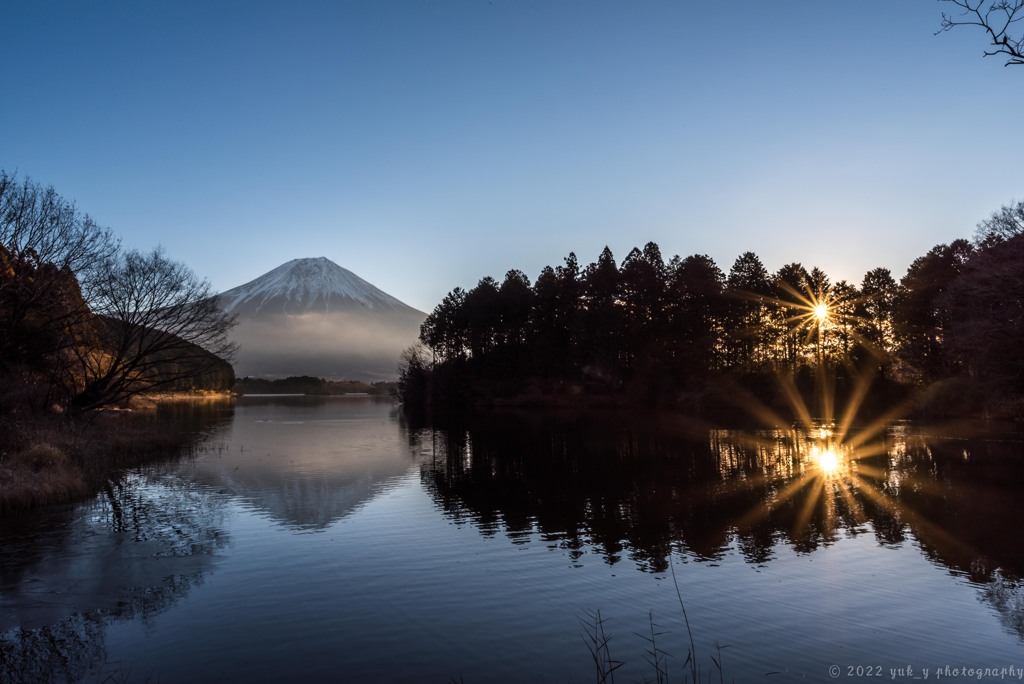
[216,257,425,380]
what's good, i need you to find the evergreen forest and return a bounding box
[400,201,1024,419]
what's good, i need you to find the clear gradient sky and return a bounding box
[2,1,1021,313]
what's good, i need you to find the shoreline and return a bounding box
[0,393,233,513]
[4,384,1018,514]
[123,389,236,409]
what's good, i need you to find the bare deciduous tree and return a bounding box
[938,0,1024,66]
[0,172,117,403]
[2,172,237,413]
[974,199,1024,246]
[64,247,238,413]
[0,171,118,288]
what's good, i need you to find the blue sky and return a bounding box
[2,0,1021,313]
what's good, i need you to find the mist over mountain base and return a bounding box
[229,312,422,381]
[215,258,425,381]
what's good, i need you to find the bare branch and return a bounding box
[937,0,1024,66]
[0,171,119,288]
[68,247,237,412]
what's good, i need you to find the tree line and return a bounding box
[0,171,236,415]
[400,200,1024,417]
[234,375,395,396]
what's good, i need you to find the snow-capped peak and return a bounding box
[217,257,417,316]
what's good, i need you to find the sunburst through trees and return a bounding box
[405,201,1023,420]
[722,279,928,542]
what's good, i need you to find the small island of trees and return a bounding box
[400,200,1024,420]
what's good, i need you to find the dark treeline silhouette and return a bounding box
[234,375,395,396]
[401,200,1024,418]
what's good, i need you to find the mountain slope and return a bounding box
[218,257,417,317]
[217,258,425,381]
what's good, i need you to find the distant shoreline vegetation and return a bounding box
[233,375,395,396]
[399,200,1024,421]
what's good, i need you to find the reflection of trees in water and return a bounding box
[983,572,1024,643]
[887,431,1024,583]
[99,470,229,556]
[0,469,228,684]
[415,413,713,573]
[415,411,1024,641]
[2,612,107,684]
[0,400,231,602]
[153,397,236,454]
[413,412,1024,585]
[1,573,202,684]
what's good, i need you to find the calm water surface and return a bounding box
[2,397,1024,683]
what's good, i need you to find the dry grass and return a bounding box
[0,442,90,510]
[578,553,730,684]
[0,406,211,513]
[126,389,233,409]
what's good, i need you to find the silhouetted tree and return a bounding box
[667,254,725,376]
[0,171,117,285]
[65,248,238,413]
[463,277,502,359]
[619,243,667,367]
[531,266,565,374]
[497,269,534,349]
[944,233,1024,394]
[530,253,581,375]
[829,280,859,361]
[857,267,899,363]
[579,246,623,377]
[770,262,812,370]
[420,287,468,363]
[397,343,432,405]
[805,267,831,301]
[0,172,118,404]
[724,252,772,369]
[894,240,973,383]
[974,199,1024,246]
[938,0,1024,66]
[557,252,583,361]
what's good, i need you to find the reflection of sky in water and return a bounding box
[179,397,414,530]
[0,472,229,683]
[2,400,1023,683]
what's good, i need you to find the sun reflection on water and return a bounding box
[814,445,840,475]
[724,348,910,544]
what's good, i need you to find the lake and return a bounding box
[2,396,1023,683]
